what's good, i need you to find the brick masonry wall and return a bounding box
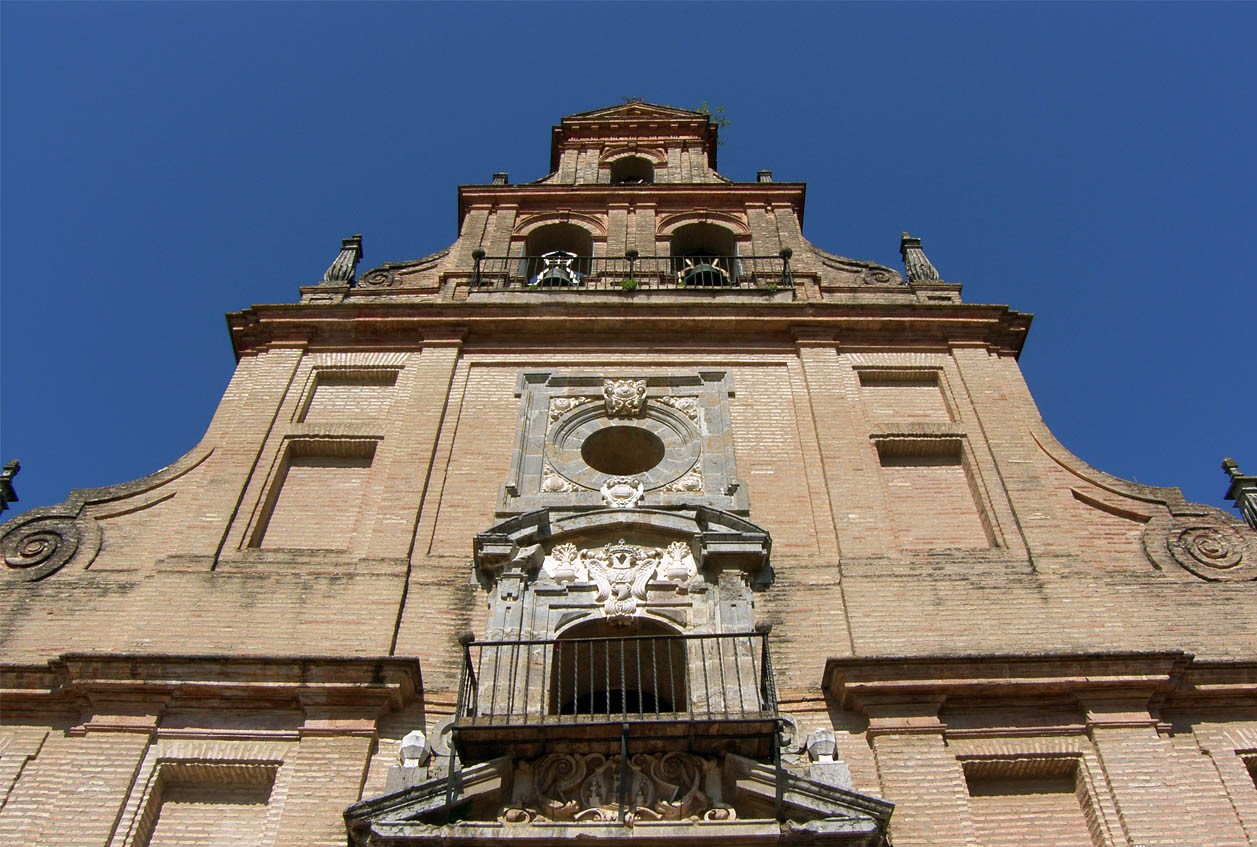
[3,330,1255,845]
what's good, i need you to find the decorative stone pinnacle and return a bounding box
[0,459,19,514]
[321,234,363,286]
[1222,457,1257,530]
[900,232,941,283]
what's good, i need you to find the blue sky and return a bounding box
[2,2,1254,520]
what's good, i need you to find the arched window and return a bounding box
[550,617,686,716]
[669,222,738,287]
[609,156,655,185]
[522,223,594,286]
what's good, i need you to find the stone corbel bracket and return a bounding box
[474,507,771,585]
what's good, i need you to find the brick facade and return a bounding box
[2,103,1254,846]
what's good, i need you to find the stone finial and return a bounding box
[1222,457,1257,530]
[399,730,431,767]
[806,728,838,763]
[321,234,363,286]
[805,728,853,789]
[0,460,19,513]
[899,232,941,283]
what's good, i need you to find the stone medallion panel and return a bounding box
[501,371,747,514]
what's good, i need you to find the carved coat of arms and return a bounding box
[541,539,698,622]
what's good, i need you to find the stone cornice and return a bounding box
[0,654,423,723]
[228,302,1032,359]
[458,183,806,226]
[823,652,1257,717]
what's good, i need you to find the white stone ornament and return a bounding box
[806,728,838,763]
[539,538,698,622]
[542,542,588,583]
[603,378,647,418]
[657,541,697,584]
[399,730,431,767]
[584,539,658,622]
[601,476,644,508]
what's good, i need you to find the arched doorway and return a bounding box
[550,617,687,717]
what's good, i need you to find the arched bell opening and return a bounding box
[549,617,687,717]
[669,222,738,286]
[609,156,655,185]
[522,223,594,286]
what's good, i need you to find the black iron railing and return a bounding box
[455,631,776,729]
[468,252,793,291]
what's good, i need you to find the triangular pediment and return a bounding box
[345,753,891,845]
[563,102,709,123]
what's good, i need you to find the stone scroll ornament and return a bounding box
[1143,512,1257,582]
[542,539,698,622]
[603,379,647,418]
[500,752,733,824]
[0,514,96,582]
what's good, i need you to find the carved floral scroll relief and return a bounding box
[501,751,733,824]
[541,539,698,621]
[548,395,598,423]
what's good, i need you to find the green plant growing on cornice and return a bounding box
[694,101,730,135]
[620,278,638,291]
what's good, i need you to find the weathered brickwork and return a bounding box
[2,103,1253,846]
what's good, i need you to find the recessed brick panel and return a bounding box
[256,445,375,550]
[300,371,397,423]
[859,370,951,423]
[879,445,990,550]
[967,773,1097,847]
[146,781,272,847]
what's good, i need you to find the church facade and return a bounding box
[2,103,1255,847]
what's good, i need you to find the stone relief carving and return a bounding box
[548,396,597,424]
[0,515,85,582]
[603,379,647,418]
[600,476,644,508]
[1143,513,1256,582]
[501,752,733,824]
[662,469,704,494]
[540,538,698,622]
[655,395,700,424]
[541,463,582,493]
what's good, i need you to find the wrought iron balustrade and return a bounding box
[468,253,793,291]
[453,631,777,758]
